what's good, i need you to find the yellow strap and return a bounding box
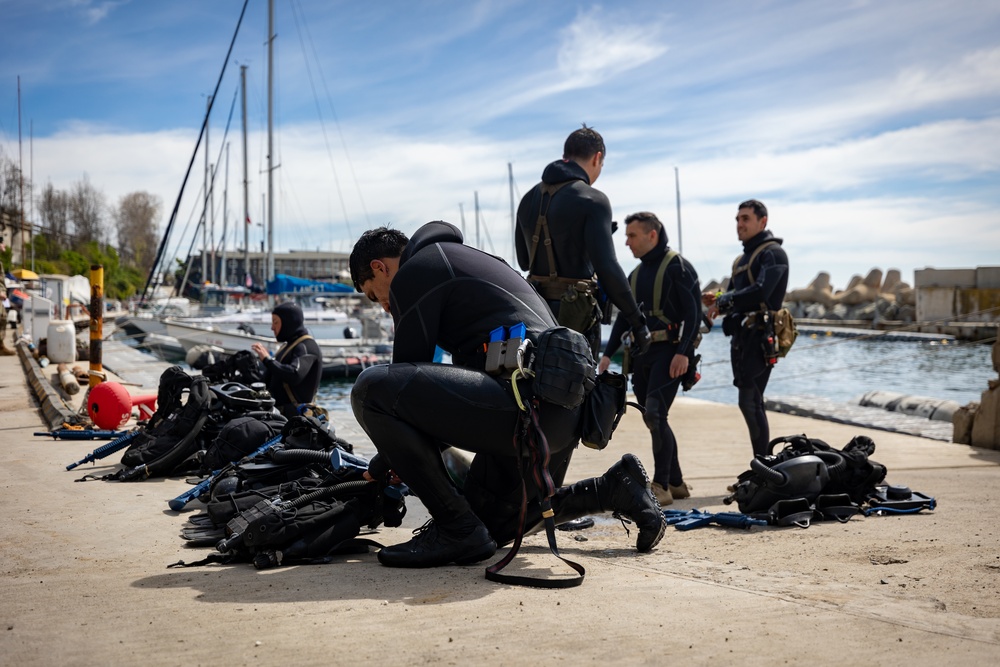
[511,368,527,412]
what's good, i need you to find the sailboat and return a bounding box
[120,0,392,375]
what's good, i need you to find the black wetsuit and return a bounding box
[604,234,702,488]
[516,159,642,355]
[351,221,584,543]
[261,302,323,419]
[720,230,789,457]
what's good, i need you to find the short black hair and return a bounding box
[738,199,768,220]
[349,227,409,291]
[563,124,606,162]
[624,211,664,236]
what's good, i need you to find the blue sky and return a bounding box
[1,0,998,290]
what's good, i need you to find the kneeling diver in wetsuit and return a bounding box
[349,222,667,567]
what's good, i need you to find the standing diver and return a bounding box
[703,199,789,458]
[349,222,667,568]
[516,125,651,360]
[599,212,702,506]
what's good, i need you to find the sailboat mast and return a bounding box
[221,142,229,285]
[17,75,25,268]
[474,191,480,249]
[241,64,250,289]
[508,162,515,266]
[266,0,275,284]
[674,166,683,255]
[203,95,211,289]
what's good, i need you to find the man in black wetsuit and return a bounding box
[251,302,323,419]
[703,200,789,458]
[598,212,702,506]
[516,125,650,359]
[349,222,666,568]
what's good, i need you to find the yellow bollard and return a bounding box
[89,265,105,388]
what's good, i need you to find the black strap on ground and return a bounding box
[485,401,585,588]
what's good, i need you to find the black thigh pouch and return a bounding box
[580,371,628,450]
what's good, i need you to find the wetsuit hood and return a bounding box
[400,221,464,267]
[742,229,782,253]
[541,159,590,186]
[273,302,308,343]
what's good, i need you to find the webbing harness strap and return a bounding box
[630,248,679,329]
[527,181,573,280]
[485,399,585,588]
[276,334,315,405]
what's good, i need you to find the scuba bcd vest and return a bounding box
[526,181,599,334]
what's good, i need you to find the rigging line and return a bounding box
[204,83,241,217]
[292,0,370,230]
[689,335,998,393]
[142,0,250,303]
[288,0,353,240]
[165,179,206,277]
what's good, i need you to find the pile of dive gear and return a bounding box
[66,358,408,570]
[720,433,935,528]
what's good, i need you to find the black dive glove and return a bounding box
[366,452,391,481]
[715,292,735,315]
[626,311,652,357]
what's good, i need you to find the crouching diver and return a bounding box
[251,302,323,419]
[349,222,667,568]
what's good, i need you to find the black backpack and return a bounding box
[118,367,213,478]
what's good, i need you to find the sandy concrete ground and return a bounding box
[1,342,999,666]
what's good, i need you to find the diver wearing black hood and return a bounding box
[349,221,666,568]
[251,302,323,418]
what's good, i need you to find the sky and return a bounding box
[1,0,998,290]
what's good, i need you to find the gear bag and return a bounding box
[580,371,627,450]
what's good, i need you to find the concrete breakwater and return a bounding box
[704,265,1000,341]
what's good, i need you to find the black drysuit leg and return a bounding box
[351,362,581,527]
[731,329,774,458]
[631,344,684,488]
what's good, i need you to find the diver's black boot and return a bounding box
[377,511,497,568]
[600,454,667,552]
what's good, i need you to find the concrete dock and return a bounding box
[2,340,999,665]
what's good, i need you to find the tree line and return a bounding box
[0,147,160,299]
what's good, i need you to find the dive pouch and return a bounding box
[530,326,596,410]
[580,371,627,449]
[556,282,599,334]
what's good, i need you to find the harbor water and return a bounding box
[315,327,995,413]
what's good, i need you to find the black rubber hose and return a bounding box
[750,456,787,486]
[814,450,846,478]
[270,448,333,466]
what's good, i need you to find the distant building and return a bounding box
[187,249,352,287]
[915,266,1000,323]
